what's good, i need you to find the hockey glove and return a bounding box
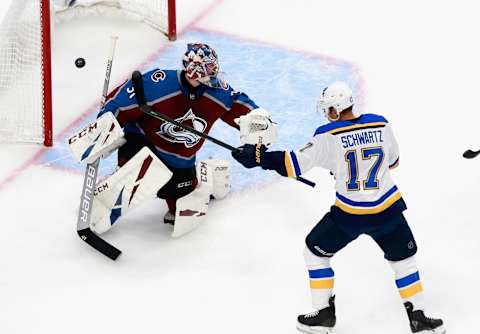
[234,108,278,146]
[232,144,267,169]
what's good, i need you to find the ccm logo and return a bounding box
[177,181,193,189]
[94,182,109,196]
[68,123,98,144]
[199,161,208,183]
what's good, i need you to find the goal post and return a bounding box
[0,0,176,146]
[167,0,176,41]
[41,0,53,146]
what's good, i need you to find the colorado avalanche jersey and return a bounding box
[98,69,258,168]
[285,114,403,216]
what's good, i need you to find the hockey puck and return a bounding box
[75,58,86,68]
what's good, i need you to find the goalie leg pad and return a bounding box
[171,161,213,238]
[90,147,173,234]
[199,159,231,200]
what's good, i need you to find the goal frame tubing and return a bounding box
[40,0,53,147]
[38,0,176,146]
[167,0,176,41]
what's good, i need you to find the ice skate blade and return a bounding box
[415,326,446,334]
[296,323,334,334]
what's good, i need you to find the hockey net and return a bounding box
[54,0,176,39]
[0,0,176,146]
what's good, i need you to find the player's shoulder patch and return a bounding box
[151,69,167,83]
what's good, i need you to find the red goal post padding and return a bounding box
[41,0,53,146]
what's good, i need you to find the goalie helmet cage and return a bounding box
[0,0,176,147]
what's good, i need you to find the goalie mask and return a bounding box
[182,43,220,88]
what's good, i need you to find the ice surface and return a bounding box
[1,1,479,333]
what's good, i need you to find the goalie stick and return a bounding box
[463,149,480,159]
[130,71,316,188]
[76,36,121,261]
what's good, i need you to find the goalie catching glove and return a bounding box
[68,112,125,164]
[234,108,278,146]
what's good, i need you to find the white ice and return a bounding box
[1,1,479,334]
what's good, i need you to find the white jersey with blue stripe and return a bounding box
[285,114,401,215]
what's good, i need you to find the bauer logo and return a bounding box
[80,165,97,225]
[314,246,335,257]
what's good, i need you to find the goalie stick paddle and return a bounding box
[130,71,315,188]
[463,149,480,159]
[76,37,121,261]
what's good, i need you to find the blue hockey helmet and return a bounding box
[182,43,220,87]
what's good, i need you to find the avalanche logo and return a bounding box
[156,109,207,148]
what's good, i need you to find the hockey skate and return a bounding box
[163,211,175,225]
[296,296,336,334]
[404,302,446,334]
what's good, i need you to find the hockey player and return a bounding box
[69,43,277,236]
[231,82,445,334]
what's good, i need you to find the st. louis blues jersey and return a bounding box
[98,69,258,168]
[285,114,404,216]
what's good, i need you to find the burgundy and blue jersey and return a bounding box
[98,69,258,168]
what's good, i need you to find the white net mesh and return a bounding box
[0,0,44,143]
[54,0,169,35]
[0,0,170,145]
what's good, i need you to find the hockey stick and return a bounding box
[76,36,121,261]
[463,149,480,159]
[131,71,315,188]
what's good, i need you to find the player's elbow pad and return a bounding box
[260,151,289,177]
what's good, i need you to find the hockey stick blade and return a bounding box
[463,149,480,159]
[77,228,122,260]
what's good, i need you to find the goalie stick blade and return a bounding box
[463,149,480,159]
[77,228,122,260]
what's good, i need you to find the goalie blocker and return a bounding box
[68,112,125,164]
